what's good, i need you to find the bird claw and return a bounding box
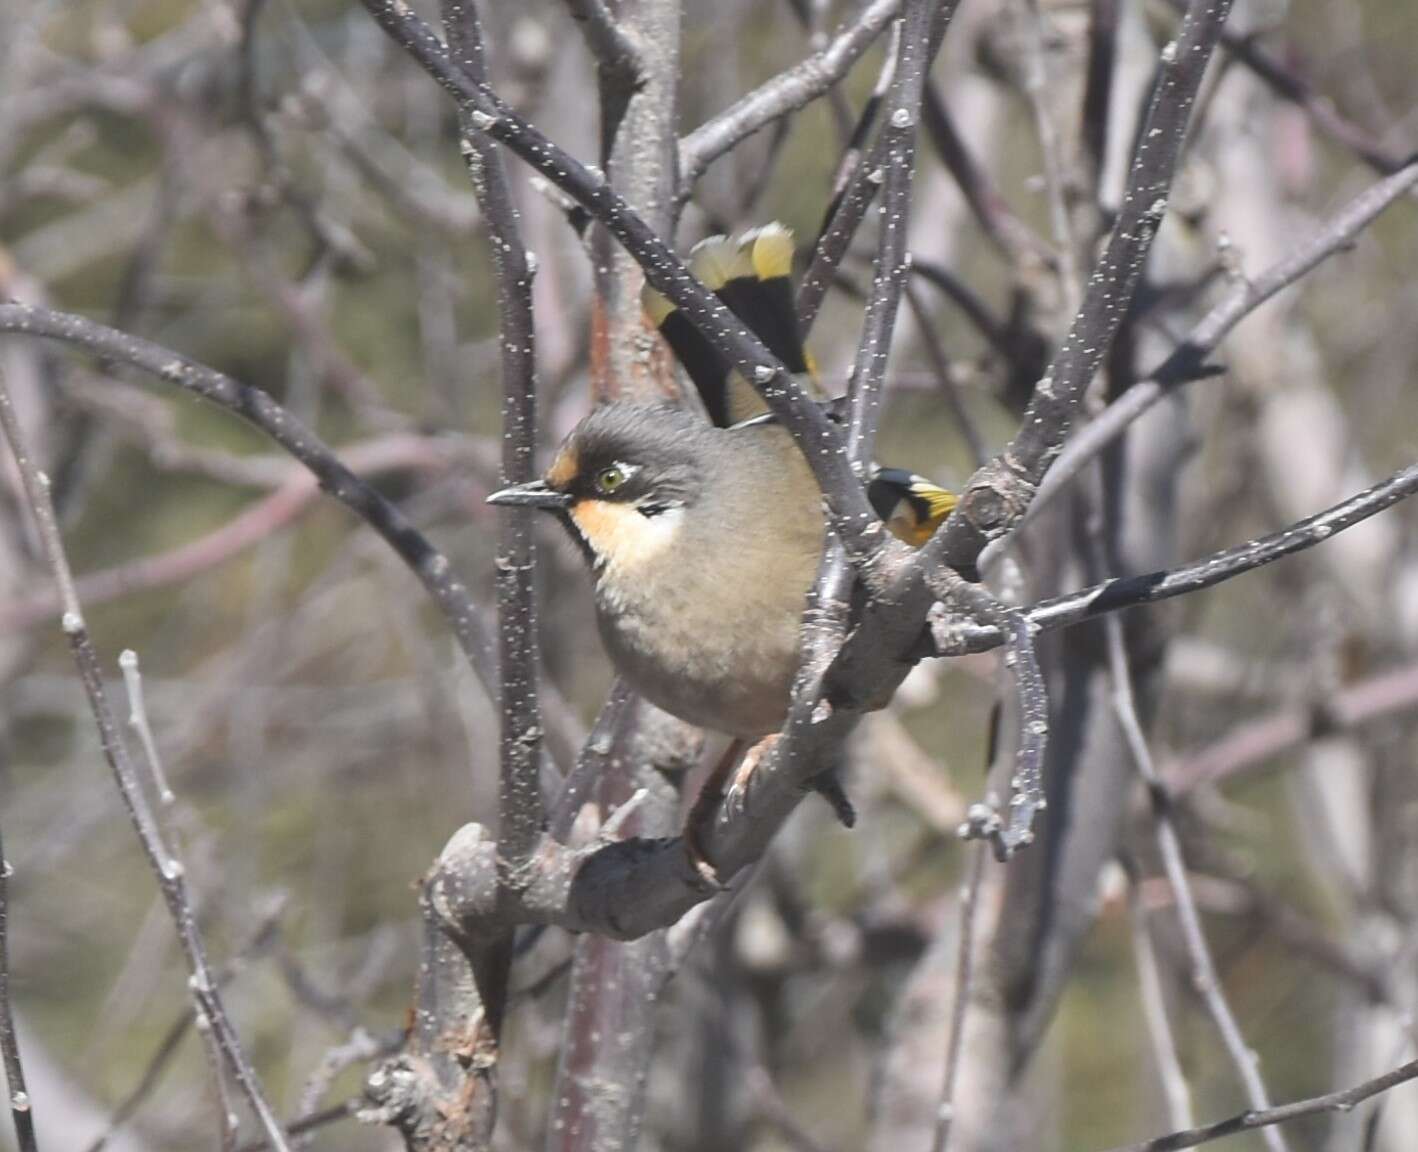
[724,734,776,819]
[682,817,729,891]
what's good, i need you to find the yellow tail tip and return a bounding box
[741,222,795,281]
[689,234,751,291]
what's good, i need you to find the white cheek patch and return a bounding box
[569,501,685,577]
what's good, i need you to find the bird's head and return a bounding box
[487,404,711,572]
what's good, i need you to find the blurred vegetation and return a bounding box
[1,0,1417,1150]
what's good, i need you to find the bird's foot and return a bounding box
[680,738,745,890]
[722,734,778,820]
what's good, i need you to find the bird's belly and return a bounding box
[595,596,800,739]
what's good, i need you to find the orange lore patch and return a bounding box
[545,444,580,490]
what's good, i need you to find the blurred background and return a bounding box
[2,0,1418,1149]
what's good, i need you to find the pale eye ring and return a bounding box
[595,465,629,494]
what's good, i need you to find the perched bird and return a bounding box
[490,402,825,739]
[489,226,957,844]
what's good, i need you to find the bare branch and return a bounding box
[945,461,1418,652]
[1170,660,1418,795]
[0,303,498,697]
[1034,160,1418,515]
[1099,1058,1418,1152]
[1159,0,1413,174]
[1125,866,1195,1132]
[920,83,1053,267]
[0,368,291,1152]
[678,0,903,191]
[918,0,1236,574]
[562,0,643,93]
[929,842,985,1152]
[1105,615,1287,1152]
[356,0,882,554]
[845,0,939,467]
[0,436,481,633]
[0,825,37,1152]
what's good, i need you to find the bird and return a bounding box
[488,224,957,846]
[488,400,824,740]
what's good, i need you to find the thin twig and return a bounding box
[118,650,175,807]
[678,0,903,190]
[0,433,485,633]
[119,648,237,1150]
[1098,1058,1418,1152]
[0,368,291,1152]
[443,0,545,1013]
[798,127,890,334]
[0,825,37,1152]
[1033,159,1418,515]
[1158,0,1412,175]
[845,0,938,467]
[1125,862,1195,1131]
[904,281,989,467]
[920,81,1053,266]
[562,0,643,91]
[942,461,1418,652]
[1104,615,1287,1152]
[927,574,1047,858]
[1170,659,1418,795]
[929,841,985,1152]
[0,303,499,698]
[1019,0,1082,316]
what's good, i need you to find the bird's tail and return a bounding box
[643,223,959,548]
[641,223,811,427]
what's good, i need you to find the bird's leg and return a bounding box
[683,737,746,888]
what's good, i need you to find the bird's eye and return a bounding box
[595,465,628,494]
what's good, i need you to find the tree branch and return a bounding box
[1098,1058,1418,1152]
[1034,159,1418,515]
[677,0,903,192]
[0,367,291,1152]
[0,303,498,698]
[356,0,882,553]
[0,824,37,1152]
